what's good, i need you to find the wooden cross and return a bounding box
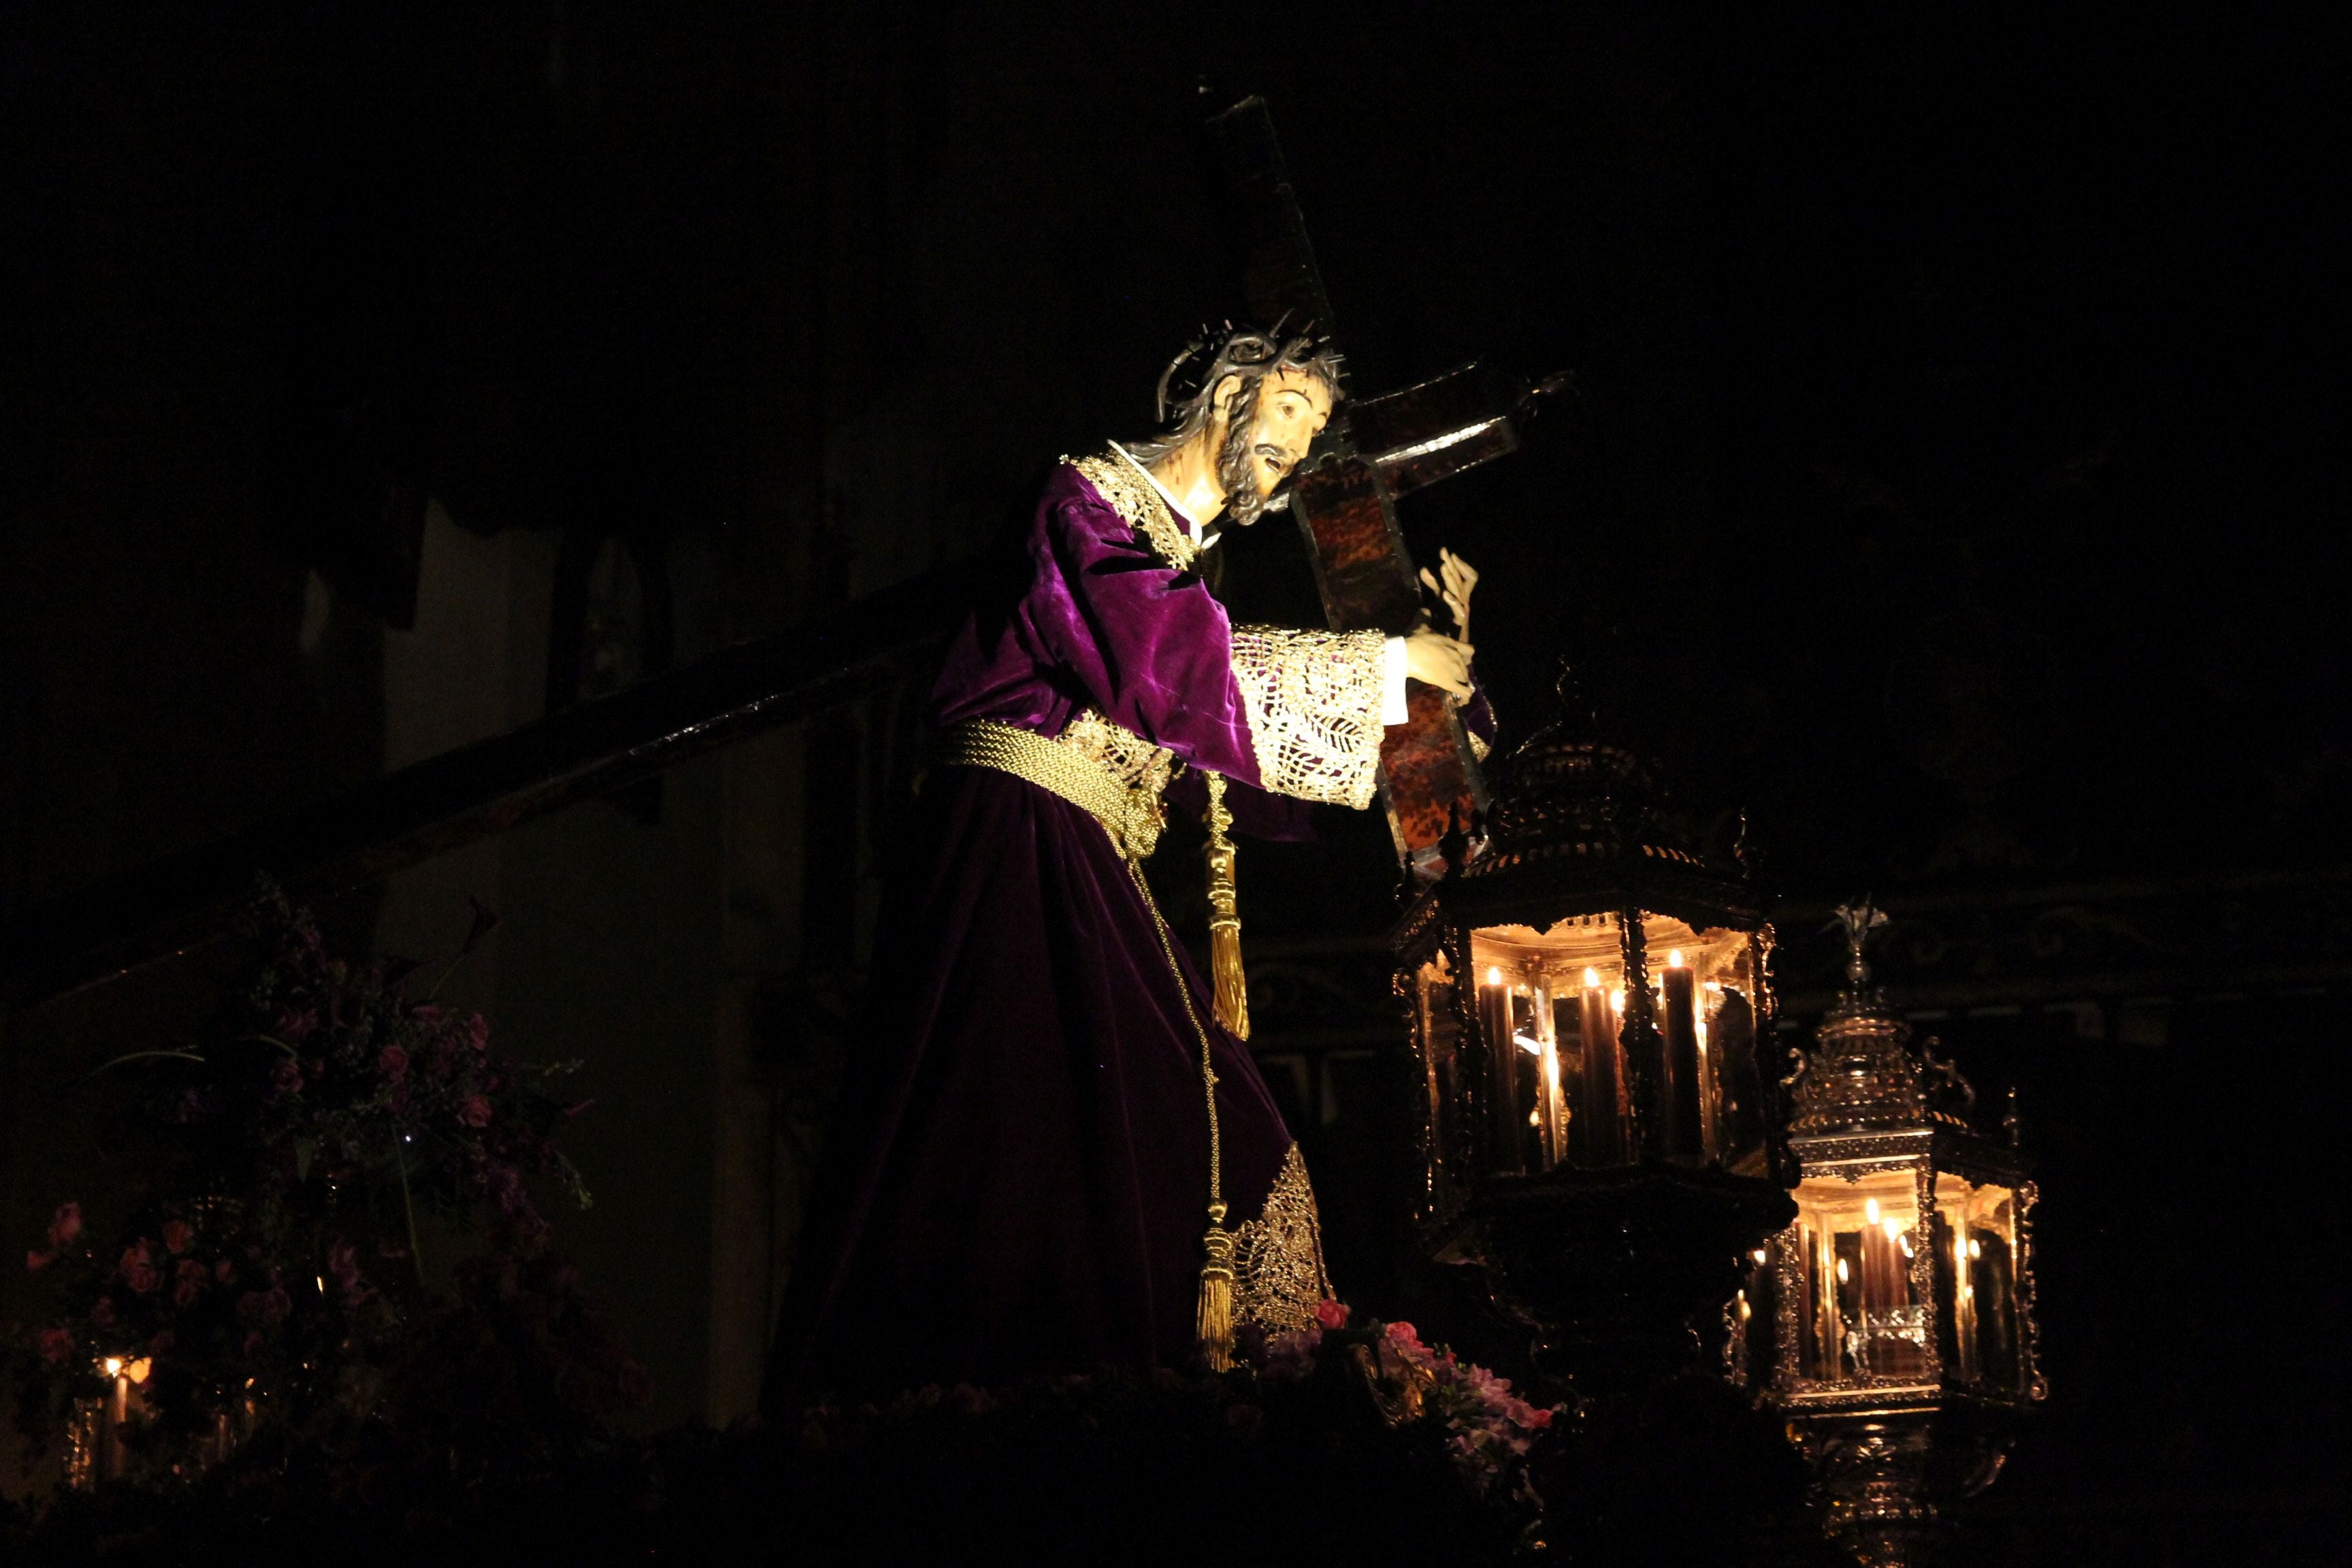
[1200,96,1548,873]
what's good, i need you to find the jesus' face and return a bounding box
[1213,368,1335,524]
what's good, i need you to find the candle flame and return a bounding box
[1669,949,1684,968]
[1883,1217,1903,1243]
[1835,1257,1850,1284]
[125,1358,150,1384]
[1486,966,1502,987]
[1583,966,1601,988]
[1967,1239,1982,1260]
[1864,1198,1880,1224]
[103,1357,122,1377]
[1610,990,1624,1013]
[1752,1249,1768,1265]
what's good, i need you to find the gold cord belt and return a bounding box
[935,719,1170,859]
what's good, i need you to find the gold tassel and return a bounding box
[1196,1203,1236,1372]
[1203,772,1250,1041]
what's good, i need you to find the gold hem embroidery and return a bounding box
[1234,1143,1331,1333]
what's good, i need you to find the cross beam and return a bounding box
[1202,95,1551,868]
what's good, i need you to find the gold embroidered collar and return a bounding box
[1067,448,1198,572]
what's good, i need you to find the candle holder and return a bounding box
[1742,901,2045,1567]
[1392,670,1795,1390]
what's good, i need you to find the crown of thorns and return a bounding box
[1154,319,1346,425]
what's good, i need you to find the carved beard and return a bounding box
[1214,377,1271,527]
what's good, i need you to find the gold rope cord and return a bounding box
[1201,773,1249,1040]
[1124,854,1235,1371]
[935,718,1169,860]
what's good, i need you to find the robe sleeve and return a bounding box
[1026,476,1265,785]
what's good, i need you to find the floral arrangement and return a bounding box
[1250,1299,1559,1496]
[9,883,598,1469]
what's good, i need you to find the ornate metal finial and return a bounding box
[2004,1085,2023,1147]
[1550,658,1600,740]
[1831,898,1889,995]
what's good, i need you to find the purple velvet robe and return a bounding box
[764,462,1313,1403]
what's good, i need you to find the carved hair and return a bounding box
[1125,325,1345,527]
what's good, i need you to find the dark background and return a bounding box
[2,2,2343,1561]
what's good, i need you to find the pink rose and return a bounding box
[120,1241,161,1294]
[412,1004,444,1026]
[271,1058,303,1096]
[1314,1298,1350,1330]
[377,1045,409,1083]
[214,1259,235,1283]
[48,1202,82,1248]
[161,1219,193,1255]
[458,1096,493,1128]
[35,1328,73,1365]
[274,1007,317,1043]
[26,1250,53,1272]
[1522,1406,1554,1430]
[1384,1320,1422,1350]
[467,1014,489,1053]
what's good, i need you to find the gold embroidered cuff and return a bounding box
[1228,625,1388,809]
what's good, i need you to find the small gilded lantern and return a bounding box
[1750,902,2045,1566]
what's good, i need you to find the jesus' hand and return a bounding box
[1404,627,1475,699]
[1417,548,1480,643]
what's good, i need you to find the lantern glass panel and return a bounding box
[1465,915,1768,1173]
[1792,1170,1932,1384]
[1935,1176,2025,1392]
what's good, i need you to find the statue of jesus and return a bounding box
[766,326,1488,1404]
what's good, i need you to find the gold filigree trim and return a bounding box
[1058,709,1177,800]
[1068,451,1198,572]
[1228,625,1388,809]
[1234,1143,1330,1333]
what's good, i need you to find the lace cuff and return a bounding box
[1228,625,1388,808]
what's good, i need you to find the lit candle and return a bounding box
[1578,967,1624,1165]
[1481,964,1524,1172]
[1660,951,1704,1162]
